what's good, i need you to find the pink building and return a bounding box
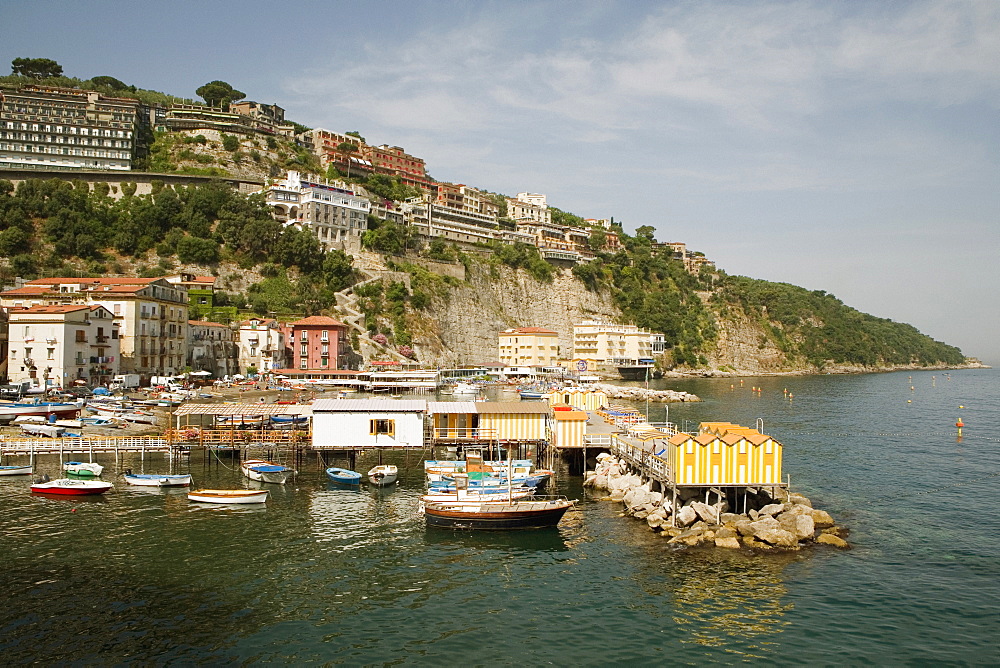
[283,316,350,370]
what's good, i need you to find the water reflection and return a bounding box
[642,548,796,659]
[422,525,571,554]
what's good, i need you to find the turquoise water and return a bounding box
[1,369,997,665]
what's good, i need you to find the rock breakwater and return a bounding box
[584,453,849,550]
[589,383,700,403]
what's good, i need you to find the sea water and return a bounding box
[0,368,996,665]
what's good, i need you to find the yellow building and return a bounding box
[546,388,609,411]
[498,327,559,367]
[550,407,587,449]
[664,422,783,486]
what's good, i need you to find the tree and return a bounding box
[345,131,366,143]
[11,57,63,79]
[90,75,128,90]
[195,80,246,109]
[337,142,359,178]
[635,225,657,243]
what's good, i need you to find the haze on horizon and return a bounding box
[3,0,998,365]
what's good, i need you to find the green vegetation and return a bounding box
[712,277,965,367]
[11,57,63,79]
[489,241,554,282]
[0,177,358,320]
[196,80,245,109]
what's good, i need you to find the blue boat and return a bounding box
[326,467,362,486]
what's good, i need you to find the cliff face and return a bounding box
[411,263,620,367]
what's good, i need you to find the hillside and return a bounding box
[0,174,974,374]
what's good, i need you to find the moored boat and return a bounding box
[187,489,268,504]
[0,399,84,424]
[63,461,104,477]
[0,464,33,476]
[326,467,362,486]
[31,478,113,496]
[241,459,295,484]
[122,470,192,487]
[367,464,398,486]
[421,486,535,503]
[423,497,575,529]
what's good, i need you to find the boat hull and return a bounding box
[241,460,293,485]
[326,467,362,486]
[187,489,268,504]
[124,473,192,487]
[31,479,113,495]
[423,499,573,529]
[0,465,33,476]
[367,465,398,487]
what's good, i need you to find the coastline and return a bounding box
[651,359,991,380]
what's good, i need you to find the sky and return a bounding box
[3,0,998,364]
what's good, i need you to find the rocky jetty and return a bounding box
[583,453,849,550]
[589,383,700,403]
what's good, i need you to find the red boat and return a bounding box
[30,479,113,496]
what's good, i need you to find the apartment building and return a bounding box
[498,327,560,367]
[508,193,551,225]
[157,102,294,138]
[283,316,350,370]
[0,277,188,380]
[572,320,659,366]
[0,84,139,171]
[187,320,239,378]
[6,304,120,389]
[237,318,285,374]
[261,170,371,247]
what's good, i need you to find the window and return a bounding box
[47,348,54,360]
[370,419,395,437]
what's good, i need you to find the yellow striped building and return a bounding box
[550,407,588,448]
[664,422,783,486]
[546,388,609,411]
[476,402,549,441]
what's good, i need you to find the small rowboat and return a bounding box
[0,465,33,476]
[187,489,268,504]
[367,464,398,487]
[64,461,104,477]
[123,471,192,487]
[326,467,362,486]
[31,478,113,496]
[241,459,294,484]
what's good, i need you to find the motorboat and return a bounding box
[241,459,295,484]
[367,464,398,486]
[187,489,269,504]
[63,461,104,477]
[0,399,84,424]
[451,382,480,395]
[326,467,362,486]
[122,470,192,487]
[31,478,113,496]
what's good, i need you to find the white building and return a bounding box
[262,171,371,248]
[311,399,427,449]
[7,304,120,389]
[0,85,139,171]
[573,319,659,366]
[498,327,560,368]
[0,277,188,380]
[508,193,551,225]
[237,318,285,374]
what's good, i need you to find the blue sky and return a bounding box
[3,0,998,364]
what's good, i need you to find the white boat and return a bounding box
[188,489,269,504]
[241,459,295,484]
[122,470,192,487]
[421,487,534,503]
[0,464,33,476]
[64,461,104,477]
[20,423,66,437]
[452,382,480,394]
[0,399,84,424]
[367,464,398,486]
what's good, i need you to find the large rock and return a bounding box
[676,505,698,527]
[817,533,850,548]
[715,535,741,549]
[609,489,625,502]
[720,512,742,525]
[788,494,812,507]
[715,526,737,540]
[668,527,709,546]
[735,520,756,537]
[593,474,608,490]
[749,515,780,533]
[778,513,815,541]
[758,503,786,517]
[753,527,799,548]
[809,508,836,528]
[690,501,719,525]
